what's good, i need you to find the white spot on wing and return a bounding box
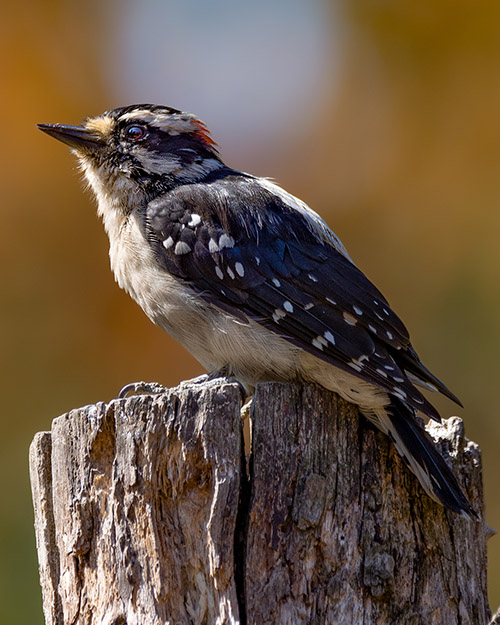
[376,368,388,378]
[235,262,245,277]
[227,267,235,280]
[304,302,314,310]
[312,335,328,350]
[255,256,261,265]
[324,331,335,344]
[174,241,191,255]
[386,331,394,340]
[353,306,363,316]
[393,387,407,400]
[368,325,377,334]
[272,308,286,323]
[283,301,294,313]
[272,278,281,287]
[308,273,318,283]
[343,312,357,326]
[188,214,201,227]
[219,234,235,250]
[209,239,220,253]
[326,297,337,305]
[163,236,174,250]
[215,266,224,280]
[348,362,362,372]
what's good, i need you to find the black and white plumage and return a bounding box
[38,104,476,518]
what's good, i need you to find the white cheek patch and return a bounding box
[136,150,182,175]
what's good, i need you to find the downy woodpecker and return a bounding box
[38,104,475,518]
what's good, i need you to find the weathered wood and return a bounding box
[30,382,243,625]
[247,383,490,625]
[30,381,491,625]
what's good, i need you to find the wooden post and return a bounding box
[30,381,492,625]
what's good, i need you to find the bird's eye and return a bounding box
[124,124,147,141]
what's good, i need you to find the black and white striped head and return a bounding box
[38,104,223,208]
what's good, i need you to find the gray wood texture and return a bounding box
[30,381,491,624]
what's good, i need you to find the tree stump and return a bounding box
[30,381,491,625]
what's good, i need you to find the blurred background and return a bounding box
[2,0,499,621]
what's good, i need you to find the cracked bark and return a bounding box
[30,381,491,625]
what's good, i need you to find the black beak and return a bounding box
[37,123,105,151]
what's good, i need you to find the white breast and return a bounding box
[105,209,302,385]
[85,161,384,408]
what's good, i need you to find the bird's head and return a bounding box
[38,104,223,211]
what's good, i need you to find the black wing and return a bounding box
[144,172,459,421]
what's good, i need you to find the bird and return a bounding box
[38,103,476,518]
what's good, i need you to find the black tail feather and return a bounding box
[386,398,477,519]
[394,346,463,408]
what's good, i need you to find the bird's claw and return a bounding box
[118,370,248,404]
[118,381,169,399]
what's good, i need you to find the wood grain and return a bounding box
[30,381,491,624]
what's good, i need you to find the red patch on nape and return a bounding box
[193,120,218,148]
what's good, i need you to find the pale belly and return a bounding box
[109,217,388,412]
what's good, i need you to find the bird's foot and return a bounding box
[118,368,248,402]
[118,372,223,399]
[179,368,248,403]
[178,372,213,389]
[118,381,170,399]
